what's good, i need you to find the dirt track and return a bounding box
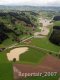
[13,54,60,79]
[34,18,53,38]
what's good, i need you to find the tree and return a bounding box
[13,58,16,62]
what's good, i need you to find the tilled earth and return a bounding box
[13,54,60,80]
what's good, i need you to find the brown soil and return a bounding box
[13,54,60,79]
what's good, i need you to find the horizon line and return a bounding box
[0,5,60,7]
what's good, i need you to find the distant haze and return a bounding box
[0,0,60,6]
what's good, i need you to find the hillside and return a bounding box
[0,11,38,45]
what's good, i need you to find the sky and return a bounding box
[0,0,60,6]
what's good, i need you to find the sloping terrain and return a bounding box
[0,11,38,44]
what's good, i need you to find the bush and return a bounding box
[13,58,16,62]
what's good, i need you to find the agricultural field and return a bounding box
[29,38,60,53]
[0,63,13,80]
[0,7,60,80]
[54,21,60,26]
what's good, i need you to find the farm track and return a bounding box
[5,17,56,54]
[5,36,59,55]
[34,17,53,38]
[6,43,59,55]
[3,16,60,62]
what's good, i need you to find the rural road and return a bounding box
[34,17,53,38]
[5,36,34,49]
[4,17,55,55]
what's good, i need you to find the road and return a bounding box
[4,17,56,54]
[5,36,34,50]
[34,17,53,38]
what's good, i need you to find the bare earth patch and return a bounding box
[34,18,53,38]
[7,47,28,61]
[13,54,60,79]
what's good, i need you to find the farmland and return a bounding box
[0,8,60,80]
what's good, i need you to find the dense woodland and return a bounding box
[0,11,38,43]
[49,16,60,46]
[53,16,60,21]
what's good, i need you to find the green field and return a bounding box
[0,11,60,80]
[0,47,46,64]
[27,38,60,53]
[0,46,60,80]
[54,21,60,26]
[20,47,46,64]
[0,49,11,63]
[0,63,13,80]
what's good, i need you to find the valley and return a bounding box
[0,7,60,80]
